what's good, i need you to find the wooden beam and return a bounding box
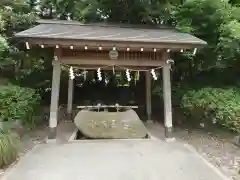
[77,105,138,109]
[67,77,74,120]
[48,59,61,142]
[61,49,162,61]
[145,71,152,122]
[26,38,204,50]
[60,58,164,67]
[64,65,154,71]
[162,51,174,141]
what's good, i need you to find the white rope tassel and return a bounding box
[151,69,158,80]
[126,69,131,82]
[136,71,140,80]
[83,69,87,81]
[193,48,197,55]
[112,66,115,75]
[25,42,30,49]
[69,66,75,80]
[54,56,58,61]
[105,78,109,85]
[97,68,102,81]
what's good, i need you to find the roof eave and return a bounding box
[16,36,207,50]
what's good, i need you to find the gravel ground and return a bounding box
[174,128,240,180]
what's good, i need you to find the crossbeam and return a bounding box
[60,58,164,67]
[77,105,138,109]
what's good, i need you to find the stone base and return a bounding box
[165,127,174,139]
[66,113,73,122]
[165,137,176,142]
[46,138,57,143]
[165,127,175,142]
[234,136,240,146]
[47,127,57,143]
[147,114,151,122]
[146,120,154,124]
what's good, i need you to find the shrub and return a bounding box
[152,83,191,108]
[0,84,41,127]
[0,129,20,168]
[181,87,240,132]
[0,35,8,54]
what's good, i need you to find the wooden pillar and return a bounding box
[145,71,152,122]
[48,60,61,141]
[67,77,74,120]
[162,52,174,140]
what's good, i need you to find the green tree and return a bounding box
[171,0,240,84]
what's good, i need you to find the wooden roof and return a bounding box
[15,20,207,50]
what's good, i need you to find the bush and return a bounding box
[0,35,8,54]
[0,84,41,127]
[181,87,240,132]
[0,129,20,168]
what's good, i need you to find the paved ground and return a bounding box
[2,140,228,180]
[146,122,240,179]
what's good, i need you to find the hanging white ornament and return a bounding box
[126,69,131,82]
[135,71,140,81]
[151,69,158,80]
[193,48,197,55]
[134,71,140,85]
[112,66,115,74]
[75,73,81,77]
[83,69,87,81]
[69,66,75,80]
[105,77,109,85]
[97,68,102,81]
[25,42,30,49]
[54,55,58,61]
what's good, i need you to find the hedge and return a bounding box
[0,84,41,127]
[181,87,240,133]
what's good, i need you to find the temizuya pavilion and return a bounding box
[15,20,207,142]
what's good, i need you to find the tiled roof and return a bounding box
[15,20,207,46]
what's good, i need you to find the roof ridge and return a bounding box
[36,19,174,30]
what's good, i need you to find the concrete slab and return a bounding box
[2,140,228,180]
